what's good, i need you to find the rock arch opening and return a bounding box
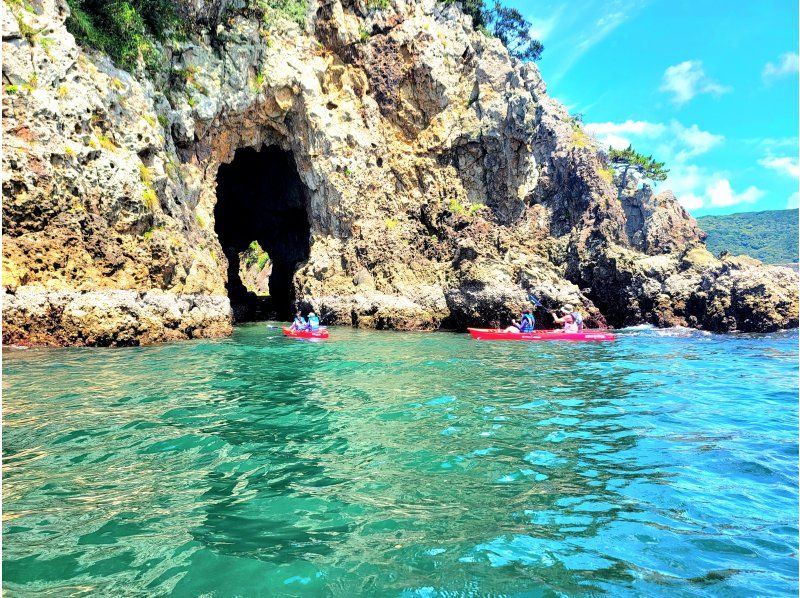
[215,145,311,322]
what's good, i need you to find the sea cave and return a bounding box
[214,145,311,322]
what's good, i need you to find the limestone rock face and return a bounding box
[2,0,797,345]
[2,289,232,346]
[620,186,706,255]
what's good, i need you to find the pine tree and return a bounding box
[608,145,669,189]
[485,1,543,62]
[444,0,543,62]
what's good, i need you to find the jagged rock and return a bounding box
[2,0,797,345]
[2,288,232,346]
[681,246,719,271]
[621,186,706,254]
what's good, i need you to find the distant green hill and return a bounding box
[696,209,798,265]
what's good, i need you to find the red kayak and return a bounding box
[282,327,329,340]
[468,328,616,342]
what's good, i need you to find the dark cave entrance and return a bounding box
[215,145,311,322]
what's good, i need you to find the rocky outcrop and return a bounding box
[2,289,231,346]
[2,0,797,346]
[619,185,706,254]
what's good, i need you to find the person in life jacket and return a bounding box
[290,310,308,331]
[307,312,321,331]
[553,305,580,333]
[504,309,535,333]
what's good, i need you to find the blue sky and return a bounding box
[506,0,799,215]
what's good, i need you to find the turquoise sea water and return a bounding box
[3,325,798,596]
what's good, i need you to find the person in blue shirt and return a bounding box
[504,309,535,333]
[290,310,308,331]
[307,312,321,331]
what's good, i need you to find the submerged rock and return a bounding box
[2,0,797,345]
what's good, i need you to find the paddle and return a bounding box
[311,305,333,329]
[529,292,608,330]
[527,294,544,308]
[528,294,556,315]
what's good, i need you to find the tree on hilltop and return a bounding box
[445,0,543,61]
[485,2,543,61]
[608,145,669,189]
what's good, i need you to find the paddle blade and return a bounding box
[528,294,544,308]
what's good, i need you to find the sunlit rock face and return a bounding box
[2,0,797,345]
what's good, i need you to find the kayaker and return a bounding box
[553,305,579,333]
[504,309,535,333]
[573,309,584,332]
[307,311,321,331]
[290,310,308,331]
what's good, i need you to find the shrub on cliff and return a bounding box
[256,0,307,28]
[65,0,178,71]
[242,240,270,271]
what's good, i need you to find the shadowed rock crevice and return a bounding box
[214,145,310,322]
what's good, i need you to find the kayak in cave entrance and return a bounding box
[282,326,329,340]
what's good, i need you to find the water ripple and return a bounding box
[3,326,798,596]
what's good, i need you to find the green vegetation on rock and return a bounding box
[608,144,669,188]
[697,209,799,265]
[570,116,591,149]
[243,240,270,270]
[238,240,271,295]
[366,0,390,10]
[447,197,484,217]
[257,0,307,28]
[65,0,178,72]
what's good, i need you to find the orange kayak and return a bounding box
[282,327,329,340]
[468,328,616,342]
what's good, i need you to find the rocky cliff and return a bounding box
[3,0,797,346]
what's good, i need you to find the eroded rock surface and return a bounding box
[2,289,231,346]
[2,0,797,345]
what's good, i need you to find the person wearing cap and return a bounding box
[553,304,579,333]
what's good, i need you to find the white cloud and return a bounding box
[664,164,710,209]
[604,133,633,150]
[529,9,563,42]
[672,123,724,161]
[762,52,799,82]
[660,60,731,105]
[744,136,799,152]
[544,1,647,84]
[758,156,800,178]
[788,192,799,210]
[584,120,665,149]
[584,119,722,163]
[678,193,705,211]
[665,165,764,210]
[664,164,704,195]
[567,10,627,66]
[584,120,666,138]
[706,179,764,207]
[584,117,772,212]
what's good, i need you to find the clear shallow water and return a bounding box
[3,325,798,597]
